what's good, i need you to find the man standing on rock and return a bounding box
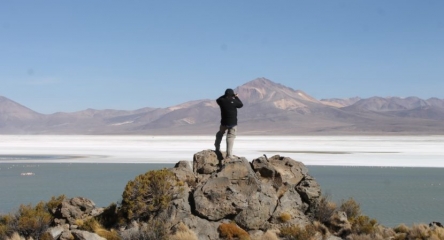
[215,88,243,158]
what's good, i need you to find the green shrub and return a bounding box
[218,222,250,240]
[46,195,66,214]
[280,224,318,240]
[340,198,361,221]
[16,202,52,239]
[0,214,15,239]
[119,169,177,221]
[1,197,61,240]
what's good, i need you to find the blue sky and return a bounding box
[1,1,443,113]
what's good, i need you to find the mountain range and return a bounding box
[1,78,444,135]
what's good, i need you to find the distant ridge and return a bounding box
[1,78,444,134]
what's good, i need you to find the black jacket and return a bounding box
[216,95,243,126]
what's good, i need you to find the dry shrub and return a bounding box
[393,232,407,240]
[218,222,250,240]
[259,229,280,240]
[346,228,394,240]
[374,225,396,239]
[314,194,337,224]
[120,169,177,221]
[280,224,318,240]
[40,232,54,240]
[77,218,100,232]
[312,221,329,236]
[409,224,431,239]
[279,212,292,223]
[5,232,26,240]
[340,198,361,221]
[78,217,121,240]
[394,224,410,234]
[170,222,198,240]
[346,234,373,240]
[350,215,378,235]
[120,218,169,240]
[96,228,121,240]
[430,227,444,240]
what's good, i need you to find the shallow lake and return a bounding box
[1,135,443,227]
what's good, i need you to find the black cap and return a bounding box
[225,88,235,96]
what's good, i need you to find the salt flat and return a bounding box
[0,135,443,167]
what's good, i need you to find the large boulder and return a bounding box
[252,155,308,188]
[47,226,65,239]
[190,153,321,232]
[56,197,96,225]
[234,187,277,230]
[181,216,221,240]
[329,211,352,237]
[193,157,266,222]
[270,187,309,225]
[193,150,220,175]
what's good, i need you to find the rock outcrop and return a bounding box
[42,150,324,240]
[164,150,322,239]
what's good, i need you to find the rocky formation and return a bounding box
[39,150,324,240]
[46,197,106,240]
[156,150,323,239]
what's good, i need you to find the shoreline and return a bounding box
[0,135,444,167]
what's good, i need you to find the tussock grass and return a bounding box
[280,224,318,240]
[279,212,292,223]
[170,222,198,240]
[78,217,121,240]
[409,224,431,239]
[218,222,250,240]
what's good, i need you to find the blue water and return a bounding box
[1,163,443,227]
[309,166,444,227]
